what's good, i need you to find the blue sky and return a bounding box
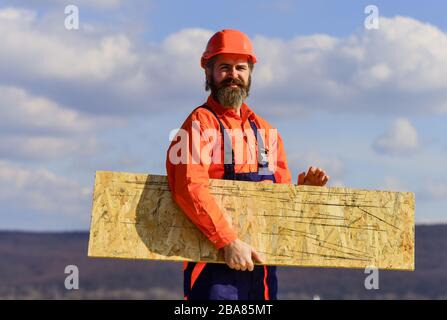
[0,0,446,230]
[144,0,447,40]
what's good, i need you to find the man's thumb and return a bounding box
[251,249,264,264]
[297,172,306,185]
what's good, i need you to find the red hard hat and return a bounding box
[201,29,257,68]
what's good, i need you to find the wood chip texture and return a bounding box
[88,171,415,270]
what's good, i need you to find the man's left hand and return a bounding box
[297,166,330,187]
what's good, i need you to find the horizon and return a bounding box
[2,222,446,234]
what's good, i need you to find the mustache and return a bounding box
[220,77,245,87]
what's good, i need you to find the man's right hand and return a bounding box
[223,238,264,272]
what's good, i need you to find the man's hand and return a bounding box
[297,166,330,187]
[223,239,264,272]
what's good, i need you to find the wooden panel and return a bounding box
[88,171,415,270]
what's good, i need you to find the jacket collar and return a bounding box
[206,95,255,123]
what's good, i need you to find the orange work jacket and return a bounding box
[166,95,292,249]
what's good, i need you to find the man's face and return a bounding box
[206,53,252,107]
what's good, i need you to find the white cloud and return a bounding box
[0,9,137,81]
[0,85,93,134]
[368,63,392,82]
[382,176,410,192]
[379,175,447,204]
[0,7,36,21]
[2,8,447,117]
[0,136,98,161]
[0,6,445,227]
[373,118,420,155]
[251,16,447,117]
[420,180,447,201]
[0,160,91,217]
[0,8,209,115]
[0,85,107,162]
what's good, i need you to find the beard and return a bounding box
[207,74,251,107]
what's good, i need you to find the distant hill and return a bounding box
[0,225,446,299]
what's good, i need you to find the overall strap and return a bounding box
[248,120,269,168]
[193,104,234,165]
[193,104,271,176]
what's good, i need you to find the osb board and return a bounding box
[88,171,415,271]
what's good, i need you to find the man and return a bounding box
[166,29,329,300]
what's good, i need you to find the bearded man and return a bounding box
[166,29,329,300]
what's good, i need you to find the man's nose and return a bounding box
[227,66,238,77]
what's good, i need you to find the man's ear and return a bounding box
[204,67,211,78]
[204,67,212,91]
